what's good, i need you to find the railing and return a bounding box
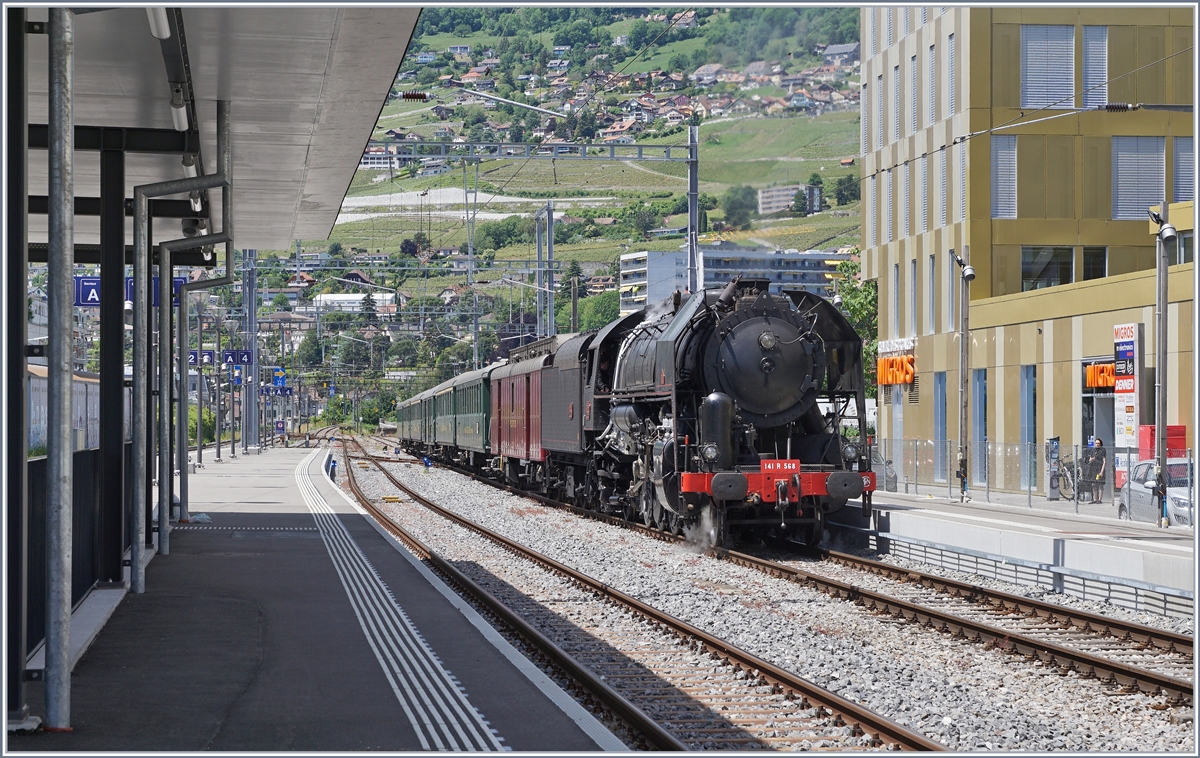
[24,443,133,657]
[871,439,1195,527]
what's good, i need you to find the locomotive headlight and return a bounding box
[701,443,720,462]
[757,330,777,350]
[842,442,860,462]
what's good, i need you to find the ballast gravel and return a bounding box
[345,453,1193,752]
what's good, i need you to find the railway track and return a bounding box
[368,434,1193,705]
[342,437,943,751]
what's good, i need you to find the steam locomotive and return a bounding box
[396,278,875,546]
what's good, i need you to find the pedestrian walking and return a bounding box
[329,458,338,481]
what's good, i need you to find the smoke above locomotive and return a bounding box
[396,277,875,547]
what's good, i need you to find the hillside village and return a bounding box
[369,9,861,153]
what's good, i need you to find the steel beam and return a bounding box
[29,123,200,153]
[27,242,213,266]
[97,144,124,586]
[28,195,207,218]
[6,5,32,726]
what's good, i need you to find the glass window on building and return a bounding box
[1020,365,1037,489]
[1082,27,1108,108]
[1173,136,1193,202]
[892,263,900,338]
[909,258,917,336]
[933,371,948,481]
[1082,246,1107,280]
[971,368,988,485]
[1021,246,1074,290]
[991,135,1017,218]
[1112,136,1165,220]
[927,254,936,334]
[1020,25,1075,109]
[1177,231,1194,265]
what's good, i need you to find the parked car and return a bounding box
[1119,459,1194,526]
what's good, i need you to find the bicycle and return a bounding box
[1056,454,1077,500]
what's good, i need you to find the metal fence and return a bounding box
[24,443,133,657]
[871,439,1195,527]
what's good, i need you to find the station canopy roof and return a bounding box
[24,6,419,250]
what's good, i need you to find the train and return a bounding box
[396,278,875,546]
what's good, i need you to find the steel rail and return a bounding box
[337,440,686,752]
[817,549,1194,658]
[351,439,944,751]
[384,443,1193,705]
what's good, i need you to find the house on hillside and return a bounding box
[343,270,376,287]
[447,44,471,55]
[822,42,860,67]
[415,52,437,64]
[743,61,769,77]
[613,35,628,47]
[671,10,698,28]
[691,63,724,87]
[431,104,453,120]
[586,275,617,295]
[287,272,316,288]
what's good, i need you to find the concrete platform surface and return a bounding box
[8,445,622,752]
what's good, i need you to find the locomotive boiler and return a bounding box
[396,277,875,547]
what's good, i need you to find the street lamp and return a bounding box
[1149,207,1177,527]
[949,248,975,503]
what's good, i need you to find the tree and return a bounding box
[388,337,418,365]
[579,290,618,330]
[271,293,291,311]
[792,189,808,217]
[721,185,758,228]
[371,334,391,372]
[339,332,370,368]
[808,172,824,188]
[834,174,860,205]
[413,231,431,252]
[559,260,586,299]
[327,241,344,258]
[296,328,323,366]
[360,291,377,321]
[400,238,418,257]
[834,256,878,397]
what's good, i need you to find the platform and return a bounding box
[9,445,623,751]
[832,488,1195,617]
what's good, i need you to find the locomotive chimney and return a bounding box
[716,275,742,309]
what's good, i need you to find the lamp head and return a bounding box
[1149,209,1165,226]
[832,293,843,307]
[124,299,134,314]
[1159,223,1178,244]
[961,265,976,282]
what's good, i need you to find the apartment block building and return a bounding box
[860,6,1193,489]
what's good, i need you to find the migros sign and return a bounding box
[1085,363,1115,388]
[877,355,915,386]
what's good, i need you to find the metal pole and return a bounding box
[1155,204,1169,526]
[1188,447,1193,527]
[176,295,188,521]
[98,142,125,587]
[45,7,74,730]
[1074,444,1080,514]
[959,248,970,503]
[6,5,32,723]
[196,299,204,465]
[1028,443,1033,508]
[571,276,578,332]
[215,339,222,461]
[158,246,172,554]
[535,218,543,338]
[546,201,555,337]
[687,123,699,293]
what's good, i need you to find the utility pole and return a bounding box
[687,123,700,293]
[1151,202,1176,527]
[571,276,578,332]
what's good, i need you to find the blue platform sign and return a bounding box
[328,384,336,397]
[75,277,101,306]
[275,420,286,434]
[273,367,286,387]
[76,275,185,307]
[188,351,199,366]
[237,350,253,365]
[221,350,237,365]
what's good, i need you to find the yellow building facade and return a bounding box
[860,7,1194,487]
